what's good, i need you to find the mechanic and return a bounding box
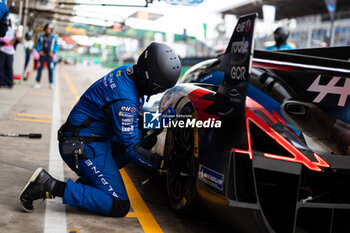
[0,0,9,37]
[0,18,18,88]
[266,26,295,51]
[34,23,59,89]
[19,42,181,217]
[23,31,34,80]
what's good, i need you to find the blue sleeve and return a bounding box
[109,100,159,170]
[36,36,42,52]
[53,36,59,54]
[266,45,276,51]
[0,1,9,20]
[110,99,139,146]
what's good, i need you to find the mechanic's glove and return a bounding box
[147,152,171,171]
[142,128,163,137]
[140,133,157,150]
[140,128,164,150]
[151,128,164,136]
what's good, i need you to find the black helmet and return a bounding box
[274,26,289,47]
[136,42,181,95]
[44,23,53,32]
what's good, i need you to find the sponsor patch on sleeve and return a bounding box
[122,118,133,123]
[118,111,135,118]
[117,70,121,76]
[121,106,136,113]
[121,125,135,134]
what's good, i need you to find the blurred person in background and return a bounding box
[34,23,59,89]
[23,31,34,80]
[0,19,19,88]
[266,26,295,51]
[0,0,9,37]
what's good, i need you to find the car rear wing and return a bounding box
[253,49,350,77]
[217,12,258,107]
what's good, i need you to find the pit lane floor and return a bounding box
[0,63,233,233]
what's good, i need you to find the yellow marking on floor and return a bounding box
[14,117,52,123]
[63,71,80,102]
[125,212,137,218]
[68,229,80,233]
[121,169,163,233]
[64,74,78,96]
[16,113,52,119]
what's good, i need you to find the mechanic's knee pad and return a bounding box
[109,198,130,217]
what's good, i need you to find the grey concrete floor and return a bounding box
[0,63,233,233]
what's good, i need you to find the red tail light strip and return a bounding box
[313,153,330,168]
[246,98,278,124]
[231,102,330,172]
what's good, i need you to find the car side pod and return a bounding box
[188,13,350,233]
[281,100,350,155]
[159,12,350,232]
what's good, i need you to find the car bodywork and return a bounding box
[151,13,350,233]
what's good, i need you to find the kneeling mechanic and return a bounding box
[18,42,181,217]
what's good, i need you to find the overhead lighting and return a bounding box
[56,1,148,7]
[163,0,204,6]
[129,11,163,20]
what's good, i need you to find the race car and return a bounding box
[149,13,350,233]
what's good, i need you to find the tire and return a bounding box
[164,101,199,213]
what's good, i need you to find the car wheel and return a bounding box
[164,101,199,213]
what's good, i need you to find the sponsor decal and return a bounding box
[121,106,136,113]
[231,37,249,53]
[198,165,224,190]
[103,76,107,87]
[126,66,134,75]
[236,19,251,33]
[122,125,134,132]
[231,66,246,80]
[122,118,133,123]
[307,75,350,107]
[103,73,117,89]
[118,111,135,118]
[85,159,118,198]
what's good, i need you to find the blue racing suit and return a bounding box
[266,43,294,51]
[35,34,59,84]
[0,0,8,37]
[59,65,160,217]
[0,0,8,20]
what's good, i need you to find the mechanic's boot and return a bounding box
[18,167,57,212]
